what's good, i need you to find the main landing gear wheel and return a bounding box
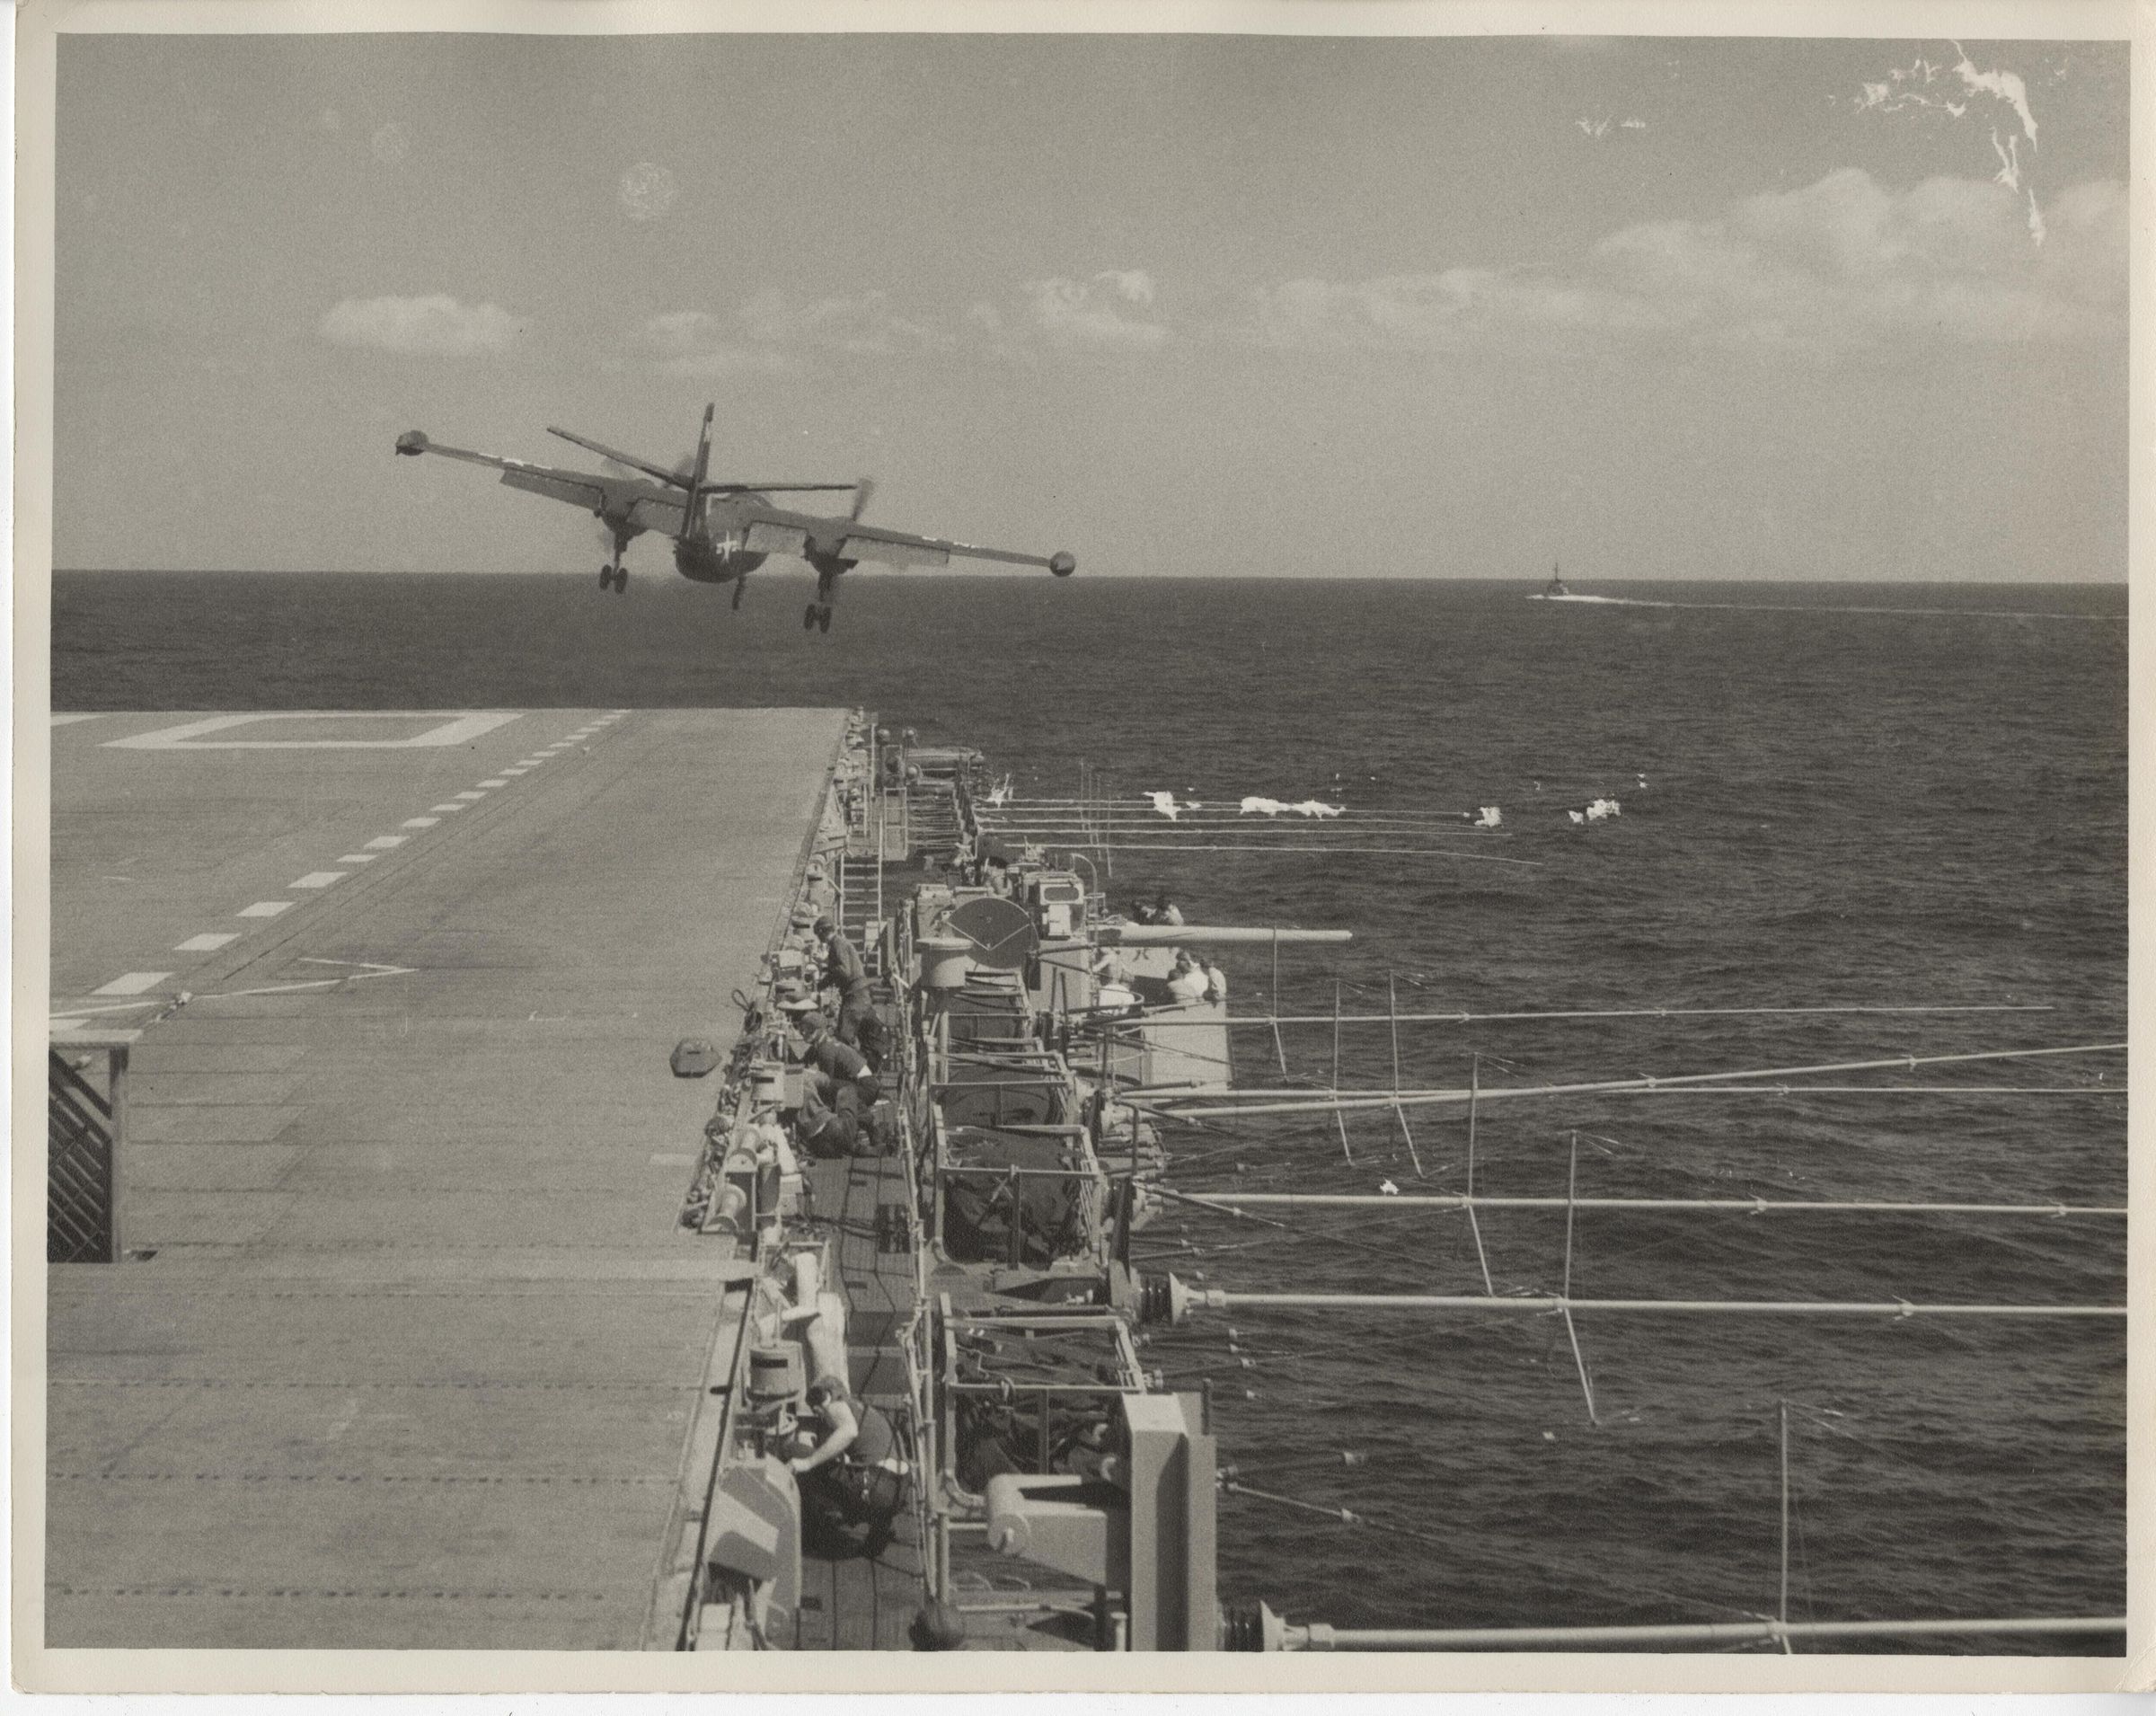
[817,605,833,633]
[803,602,818,631]
[598,564,628,592]
[598,565,612,590]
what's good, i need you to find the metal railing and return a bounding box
[49,1031,138,1263]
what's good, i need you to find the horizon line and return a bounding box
[48,569,2132,588]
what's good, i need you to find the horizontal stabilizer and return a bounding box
[546,426,686,489]
[706,482,862,495]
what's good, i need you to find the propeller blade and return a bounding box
[850,477,877,523]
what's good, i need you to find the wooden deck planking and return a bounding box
[791,1145,923,1650]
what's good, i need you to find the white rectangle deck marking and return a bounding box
[454,791,488,801]
[500,768,529,776]
[336,854,380,864]
[173,933,241,952]
[428,804,464,813]
[478,778,509,788]
[51,712,103,727]
[402,818,440,828]
[290,872,347,889]
[92,971,172,996]
[364,836,408,850]
[103,712,525,751]
[237,900,294,917]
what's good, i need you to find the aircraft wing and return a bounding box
[833,521,1076,576]
[544,427,685,489]
[395,431,684,528]
[543,426,856,499]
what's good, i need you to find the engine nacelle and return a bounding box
[1048,551,1077,578]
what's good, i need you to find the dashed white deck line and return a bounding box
[93,971,172,996]
[50,1016,89,1031]
[51,712,104,727]
[173,933,240,952]
[336,854,381,865]
[454,791,488,801]
[500,768,530,776]
[290,871,348,889]
[477,778,509,788]
[364,836,408,850]
[428,804,464,814]
[402,817,440,829]
[238,900,294,917]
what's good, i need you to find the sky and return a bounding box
[50,30,2129,580]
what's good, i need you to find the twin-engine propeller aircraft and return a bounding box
[394,404,1074,632]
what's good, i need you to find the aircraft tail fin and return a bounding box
[681,404,716,537]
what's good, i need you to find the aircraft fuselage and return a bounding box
[672,492,859,585]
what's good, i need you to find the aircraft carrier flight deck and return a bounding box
[44,707,848,1649]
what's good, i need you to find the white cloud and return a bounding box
[1093,269,1157,307]
[639,291,948,374]
[1227,170,2122,359]
[638,310,785,376]
[734,289,949,354]
[1025,271,1170,349]
[320,294,521,356]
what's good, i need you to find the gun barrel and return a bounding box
[1098,925,1351,946]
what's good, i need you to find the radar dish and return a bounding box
[943,897,1038,972]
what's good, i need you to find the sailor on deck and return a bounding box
[1166,951,1207,1003]
[813,915,885,1066]
[789,1375,911,1557]
[797,1008,879,1101]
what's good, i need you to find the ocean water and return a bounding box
[54,571,2128,1650]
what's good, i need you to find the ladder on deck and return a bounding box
[835,838,886,977]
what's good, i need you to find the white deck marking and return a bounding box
[93,971,172,996]
[454,791,488,801]
[477,778,508,788]
[363,836,408,850]
[238,900,294,917]
[290,871,347,889]
[500,768,529,776]
[336,854,381,864]
[51,712,103,727]
[429,804,464,813]
[173,933,240,952]
[103,712,525,751]
[402,817,440,828]
[49,1017,89,1031]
